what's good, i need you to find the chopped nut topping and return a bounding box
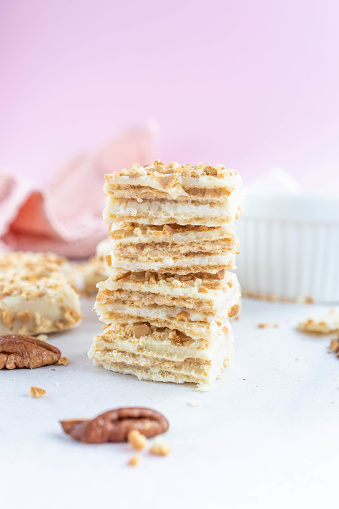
[58,357,69,366]
[175,311,189,320]
[54,320,66,330]
[16,310,31,323]
[222,325,229,335]
[216,269,225,280]
[198,286,209,293]
[133,324,151,339]
[128,455,140,467]
[150,230,163,238]
[110,229,125,239]
[203,280,222,289]
[228,304,240,318]
[29,386,46,398]
[128,430,148,450]
[64,307,81,325]
[158,174,177,189]
[162,225,174,236]
[149,437,170,456]
[133,227,143,237]
[258,323,269,328]
[2,309,13,329]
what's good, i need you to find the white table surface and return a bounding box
[1,298,338,509]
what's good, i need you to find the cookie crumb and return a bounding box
[29,386,46,398]
[258,323,269,328]
[58,357,69,366]
[274,323,280,328]
[188,400,201,407]
[128,455,140,466]
[149,437,171,456]
[127,430,148,450]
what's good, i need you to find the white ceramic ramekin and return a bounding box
[236,193,339,303]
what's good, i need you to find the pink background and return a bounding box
[1,0,338,188]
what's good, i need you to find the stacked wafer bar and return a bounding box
[88,161,242,390]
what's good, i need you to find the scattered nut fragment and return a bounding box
[229,304,240,318]
[133,324,151,339]
[36,334,48,341]
[0,334,61,369]
[128,455,140,467]
[274,324,280,328]
[258,323,269,328]
[58,357,69,366]
[29,386,46,398]
[150,437,171,456]
[128,430,148,450]
[188,400,201,407]
[60,407,169,444]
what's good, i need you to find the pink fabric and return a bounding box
[0,124,157,258]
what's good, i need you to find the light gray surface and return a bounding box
[1,298,338,509]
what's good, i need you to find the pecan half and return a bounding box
[60,407,169,444]
[0,334,61,369]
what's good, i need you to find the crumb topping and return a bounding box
[108,161,237,180]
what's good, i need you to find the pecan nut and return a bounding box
[0,334,61,369]
[60,407,169,443]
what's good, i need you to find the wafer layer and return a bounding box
[88,323,234,390]
[104,197,241,226]
[107,223,238,272]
